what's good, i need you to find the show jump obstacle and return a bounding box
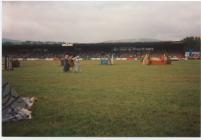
[142,54,171,65]
[100,54,114,65]
[3,56,20,71]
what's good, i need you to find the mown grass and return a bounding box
[2,60,200,137]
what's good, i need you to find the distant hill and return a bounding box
[2,38,63,45]
[102,38,160,43]
[2,38,24,44]
[2,38,161,44]
[2,38,23,43]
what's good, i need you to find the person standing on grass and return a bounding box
[73,55,81,72]
[63,54,69,72]
[68,54,75,71]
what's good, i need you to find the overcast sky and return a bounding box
[2,1,201,43]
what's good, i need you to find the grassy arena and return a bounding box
[2,60,200,136]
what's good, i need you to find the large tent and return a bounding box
[2,80,37,122]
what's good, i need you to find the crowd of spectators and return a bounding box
[3,49,184,60]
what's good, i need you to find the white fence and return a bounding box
[15,57,129,61]
[16,58,54,61]
[91,58,128,61]
[115,58,127,61]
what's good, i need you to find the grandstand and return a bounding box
[2,37,200,60]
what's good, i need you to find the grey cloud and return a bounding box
[2,1,201,42]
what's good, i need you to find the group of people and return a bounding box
[63,54,81,72]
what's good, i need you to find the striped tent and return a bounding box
[2,80,37,123]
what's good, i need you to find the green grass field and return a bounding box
[2,60,200,137]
